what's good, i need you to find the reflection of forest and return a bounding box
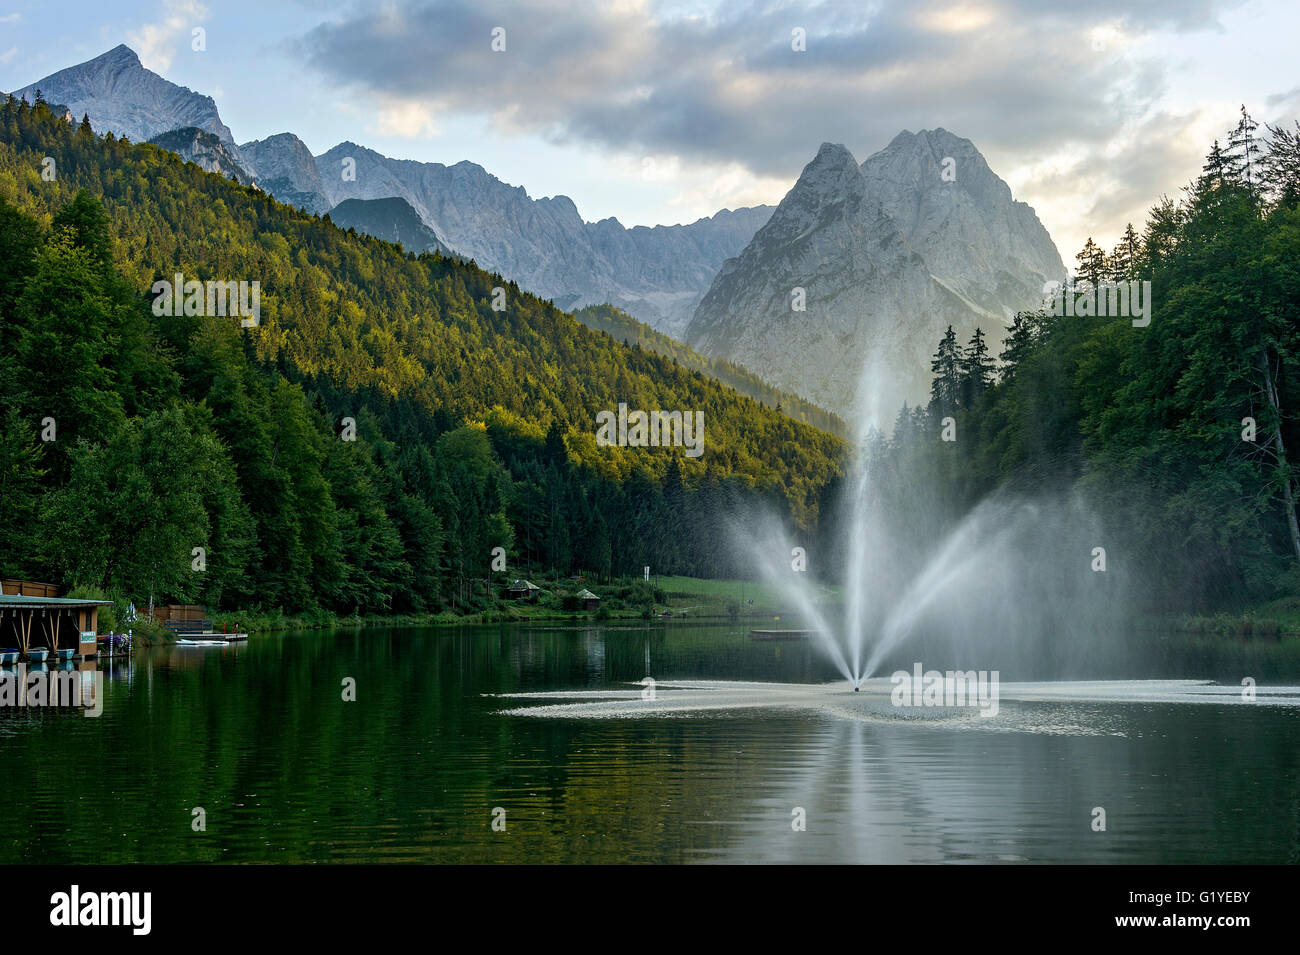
[0,625,1296,864]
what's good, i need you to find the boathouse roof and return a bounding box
[0,594,113,609]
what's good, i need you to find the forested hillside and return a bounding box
[573,303,847,436]
[855,110,1300,613]
[0,96,845,615]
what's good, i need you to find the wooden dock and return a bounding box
[749,629,812,641]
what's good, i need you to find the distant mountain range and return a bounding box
[12,45,769,339]
[12,46,1065,420]
[278,137,773,337]
[687,131,1065,417]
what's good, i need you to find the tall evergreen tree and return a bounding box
[1108,223,1141,280]
[1075,237,1106,288]
[959,326,994,404]
[929,325,962,415]
[1226,105,1260,194]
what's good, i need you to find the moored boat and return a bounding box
[25,648,50,661]
[0,648,19,664]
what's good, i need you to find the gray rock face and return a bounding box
[686,130,1065,419]
[148,127,253,185]
[13,45,235,147]
[300,141,769,336]
[239,132,331,215]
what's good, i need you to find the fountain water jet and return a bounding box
[739,361,1128,686]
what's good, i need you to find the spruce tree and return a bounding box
[929,325,962,414]
[998,312,1038,379]
[960,326,993,405]
[1226,105,1260,193]
[1109,223,1141,280]
[1075,237,1106,288]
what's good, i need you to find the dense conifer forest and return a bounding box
[0,95,845,615]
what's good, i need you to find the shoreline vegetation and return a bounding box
[125,573,838,644]
[109,571,1300,646]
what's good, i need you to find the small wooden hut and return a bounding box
[504,579,541,601]
[0,594,113,659]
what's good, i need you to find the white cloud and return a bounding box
[269,0,1300,244]
[368,97,441,138]
[128,0,208,73]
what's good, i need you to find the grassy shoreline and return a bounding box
[131,573,812,644]
[117,574,1300,646]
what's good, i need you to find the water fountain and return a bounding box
[497,356,1300,725]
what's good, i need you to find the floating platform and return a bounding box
[749,629,811,641]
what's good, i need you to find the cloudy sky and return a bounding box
[4,0,1299,259]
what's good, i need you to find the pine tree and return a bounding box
[1075,237,1106,288]
[1142,197,1182,266]
[930,325,962,414]
[1261,121,1300,207]
[891,401,913,446]
[959,326,993,404]
[1109,223,1141,280]
[999,312,1039,381]
[1226,105,1260,194]
[1198,140,1231,193]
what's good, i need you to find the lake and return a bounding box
[2,622,1298,864]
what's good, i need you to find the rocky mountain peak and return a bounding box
[800,142,866,194]
[11,44,235,146]
[100,44,143,68]
[686,132,1065,419]
[757,142,866,245]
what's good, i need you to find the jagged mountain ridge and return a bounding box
[686,130,1065,418]
[147,127,253,185]
[12,47,1065,420]
[306,140,772,336]
[239,132,331,215]
[14,46,771,338]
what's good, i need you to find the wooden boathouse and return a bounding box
[0,593,113,660]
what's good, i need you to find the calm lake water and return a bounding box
[2,622,1298,864]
